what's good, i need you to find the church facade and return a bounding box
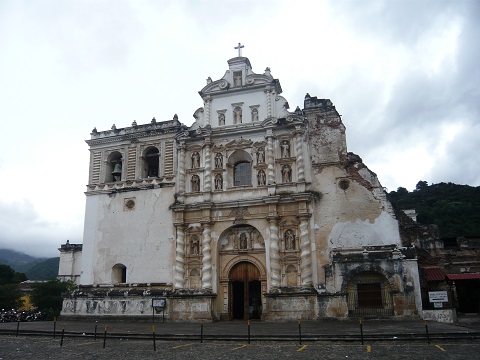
[61,54,422,321]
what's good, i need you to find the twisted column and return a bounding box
[266,134,275,185]
[178,145,186,193]
[268,217,281,288]
[174,225,186,288]
[298,216,312,286]
[295,132,305,182]
[201,223,212,289]
[205,96,211,126]
[265,88,272,118]
[204,143,212,192]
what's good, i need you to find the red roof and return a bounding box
[425,267,446,281]
[447,273,480,280]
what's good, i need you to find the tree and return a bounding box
[30,279,74,318]
[415,180,428,191]
[0,264,26,308]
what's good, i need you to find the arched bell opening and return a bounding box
[105,151,123,182]
[142,146,159,178]
[229,261,262,320]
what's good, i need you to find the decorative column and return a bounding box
[204,96,212,126]
[298,215,313,286]
[201,223,212,289]
[265,87,272,118]
[178,144,186,193]
[203,140,212,193]
[295,129,305,182]
[174,224,186,288]
[268,217,281,288]
[266,131,275,185]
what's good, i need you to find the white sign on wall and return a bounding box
[429,291,448,303]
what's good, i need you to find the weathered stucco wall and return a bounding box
[80,187,176,285]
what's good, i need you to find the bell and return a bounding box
[112,163,122,181]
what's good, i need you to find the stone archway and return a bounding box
[217,224,267,321]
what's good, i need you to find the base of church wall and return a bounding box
[61,287,216,322]
[264,289,318,321]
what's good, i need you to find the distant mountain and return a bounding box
[0,249,44,273]
[25,257,60,280]
[0,249,59,280]
[389,182,480,238]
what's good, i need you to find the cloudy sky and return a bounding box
[0,0,478,257]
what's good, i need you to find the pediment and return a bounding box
[225,138,253,150]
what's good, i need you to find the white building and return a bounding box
[60,52,422,321]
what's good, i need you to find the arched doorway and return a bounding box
[229,262,262,320]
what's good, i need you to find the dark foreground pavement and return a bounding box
[1,318,480,359]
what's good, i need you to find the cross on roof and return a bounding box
[234,42,244,57]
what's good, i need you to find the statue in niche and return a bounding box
[190,236,200,255]
[281,140,290,158]
[214,174,223,190]
[256,147,265,163]
[234,107,242,124]
[257,170,266,186]
[218,113,225,126]
[215,153,223,168]
[191,175,200,192]
[192,152,200,168]
[239,232,248,249]
[251,108,259,122]
[234,74,242,87]
[285,230,295,250]
[282,165,292,183]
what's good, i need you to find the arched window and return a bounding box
[142,147,159,178]
[227,150,252,188]
[105,151,122,183]
[234,161,251,186]
[112,263,127,283]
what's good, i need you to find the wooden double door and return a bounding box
[229,262,262,320]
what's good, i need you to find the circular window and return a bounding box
[125,199,135,210]
[338,179,350,190]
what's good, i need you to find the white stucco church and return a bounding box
[59,45,422,321]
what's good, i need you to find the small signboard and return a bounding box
[434,302,443,308]
[152,298,166,322]
[152,298,166,309]
[429,291,448,303]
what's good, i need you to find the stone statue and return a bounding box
[251,108,259,122]
[215,153,223,168]
[282,165,291,183]
[191,236,200,255]
[234,108,242,124]
[257,170,266,186]
[192,152,200,168]
[256,147,265,163]
[239,233,247,249]
[234,75,242,87]
[218,113,225,126]
[191,175,200,192]
[214,174,223,190]
[285,230,295,250]
[281,141,290,158]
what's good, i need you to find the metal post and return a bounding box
[359,318,364,345]
[200,319,204,343]
[248,320,251,344]
[152,305,155,323]
[60,325,65,347]
[103,325,107,349]
[424,320,430,345]
[298,319,302,345]
[94,321,98,340]
[16,321,19,337]
[152,325,156,351]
